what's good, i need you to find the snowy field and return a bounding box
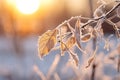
[0,35,120,80]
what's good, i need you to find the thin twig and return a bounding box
[55,2,120,29]
[89,0,93,17]
[91,63,97,80]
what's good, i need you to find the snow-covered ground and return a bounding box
[0,35,69,80]
[0,35,120,80]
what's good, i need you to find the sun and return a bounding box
[15,0,40,14]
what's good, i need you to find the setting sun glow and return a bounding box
[15,0,40,14]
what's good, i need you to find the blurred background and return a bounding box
[0,0,120,80]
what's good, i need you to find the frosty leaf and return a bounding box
[63,32,73,41]
[61,36,76,56]
[75,18,82,49]
[61,41,79,66]
[66,36,76,49]
[81,26,93,35]
[93,19,103,43]
[60,42,66,56]
[38,29,58,58]
[57,26,70,42]
[59,26,64,56]
[74,18,88,54]
[92,28,103,42]
[57,32,72,42]
[86,46,98,68]
[93,0,106,18]
[80,25,93,42]
[81,33,92,42]
[86,56,95,68]
[69,51,79,66]
[59,26,73,56]
[60,26,68,35]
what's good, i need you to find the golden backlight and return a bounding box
[15,0,40,14]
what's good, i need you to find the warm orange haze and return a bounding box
[4,0,88,35]
[15,0,40,14]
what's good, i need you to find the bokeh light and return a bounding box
[15,0,40,14]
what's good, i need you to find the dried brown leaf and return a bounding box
[38,29,58,58]
[66,36,76,48]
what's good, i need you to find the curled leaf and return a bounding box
[80,26,93,42]
[81,26,93,35]
[81,33,92,42]
[38,29,58,58]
